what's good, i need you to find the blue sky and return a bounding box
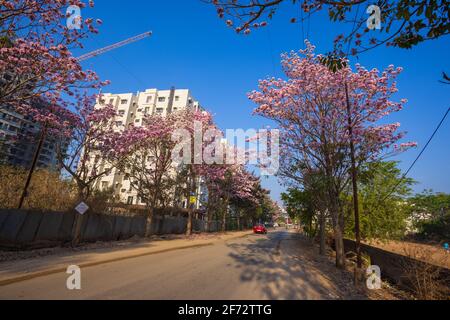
[74,1,449,203]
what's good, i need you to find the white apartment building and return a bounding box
[92,88,206,209]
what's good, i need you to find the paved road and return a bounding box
[0,230,348,300]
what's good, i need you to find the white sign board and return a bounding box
[75,202,89,215]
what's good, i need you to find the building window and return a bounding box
[127,196,134,205]
[156,108,163,114]
[109,98,115,104]
[101,181,108,189]
[120,99,128,104]
[146,96,152,103]
[158,97,166,102]
[175,96,180,101]
[144,107,150,114]
[118,110,125,116]
[135,119,140,123]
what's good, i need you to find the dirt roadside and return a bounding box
[282,232,408,300]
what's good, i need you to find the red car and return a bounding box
[253,224,267,234]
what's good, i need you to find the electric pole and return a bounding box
[344,82,362,271]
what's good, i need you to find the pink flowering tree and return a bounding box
[52,96,121,247]
[113,112,183,237]
[0,0,107,122]
[55,96,120,202]
[111,108,221,237]
[226,166,261,230]
[172,109,259,234]
[171,108,221,235]
[196,164,228,232]
[249,42,415,268]
[207,164,258,231]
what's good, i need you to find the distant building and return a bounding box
[0,103,65,170]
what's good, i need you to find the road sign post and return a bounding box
[72,202,89,247]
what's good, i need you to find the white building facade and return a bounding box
[92,88,205,209]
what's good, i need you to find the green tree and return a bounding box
[407,190,450,240]
[344,161,415,240]
[282,170,331,254]
[282,188,317,238]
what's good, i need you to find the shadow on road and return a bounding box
[227,230,368,300]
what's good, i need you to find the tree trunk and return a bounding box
[221,199,228,232]
[237,211,241,231]
[145,207,154,238]
[330,191,345,269]
[71,187,88,247]
[186,208,193,236]
[205,186,212,233]
[221,212,226,232]
[334,224,345,269]
[345,82,362,272]
[71,214,85,247]
[186,170,196,236]
[319,211,326,256]
[204,209,210,233]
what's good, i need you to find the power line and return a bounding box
[381,106,450,202]
[306,10,311,40]
[266,28,278,76]
[346,3,362,57]
[299,1,305,46]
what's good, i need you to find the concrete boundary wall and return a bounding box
[342,239,450,292]
[0,209,237,250]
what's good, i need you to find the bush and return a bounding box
[418,213,450,241]
[86,188,120,214]
[408,191,450,241]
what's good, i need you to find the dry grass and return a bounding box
[366,239,450,269]
[400,246,450,300]
[0,165,75,211]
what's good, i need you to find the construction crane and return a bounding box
[76,31,152,62]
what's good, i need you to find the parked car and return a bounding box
[253,224,267,234]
